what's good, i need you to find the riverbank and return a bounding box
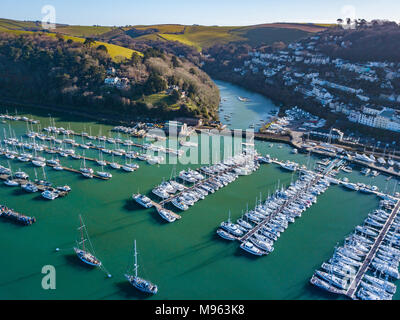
[0,97,207,128]
[205,70,400,143]
[0,98,135,126]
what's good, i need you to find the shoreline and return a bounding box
[0,98,133,127]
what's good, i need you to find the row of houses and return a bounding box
[235,33,400,135]
[348,106,400,132]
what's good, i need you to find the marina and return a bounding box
[0,82,399,300]
[1,0,400,306]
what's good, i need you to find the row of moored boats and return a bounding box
[217,170,333,256]
[311,199,400,300]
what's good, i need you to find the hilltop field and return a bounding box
[95,23,327,51]
[0,18,328,51]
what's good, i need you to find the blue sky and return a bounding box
[1,0,399,26]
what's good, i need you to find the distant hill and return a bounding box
[106,23,328,51]
[0,18,329,51]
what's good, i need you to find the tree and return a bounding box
[96,44,108,53]
[84,37,96,47]
[143,47,164,61]
[130,52,142,66]
[171,55,181,68]
[144,74,167,94]
[171,89,180,103]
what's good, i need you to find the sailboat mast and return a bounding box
[134,240,138,278]
[79,215,85,251]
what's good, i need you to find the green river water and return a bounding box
[0,81,398,300]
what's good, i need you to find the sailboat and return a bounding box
[97,164,112,179]
[80,152,94,178]
[122,145,138,172]
[110,154,121,169]
[96,151,107,167]
[125,240,158,295]
[74,215,102,267]
[4,162,19,187]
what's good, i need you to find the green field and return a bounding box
[143,93,171,105]
[133,24,186,34]
[0,18,330,53]
[128,23,327,50]
[158,26,246,50]
[47,34,142,60]
[0,18,41,30]
[55,25,115,37]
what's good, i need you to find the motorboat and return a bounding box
[4,179,19,187]
[57,185,71,192]
[21,183,38,193]
[217,229,236,241]
[14,171,29,179]
[156,206,177,223]
[240,241,266,256]
[171,198,189,211]
[132,194,153,208]
[152,188,170,199]
[41,190,59,200]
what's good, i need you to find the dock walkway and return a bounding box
[0,150,110,180]
[47,131,180,156]
[0,174,69,197]
[159,163,250,206]
[240,175,321,243]
[345,200,400,299]
[239,159,340,243]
